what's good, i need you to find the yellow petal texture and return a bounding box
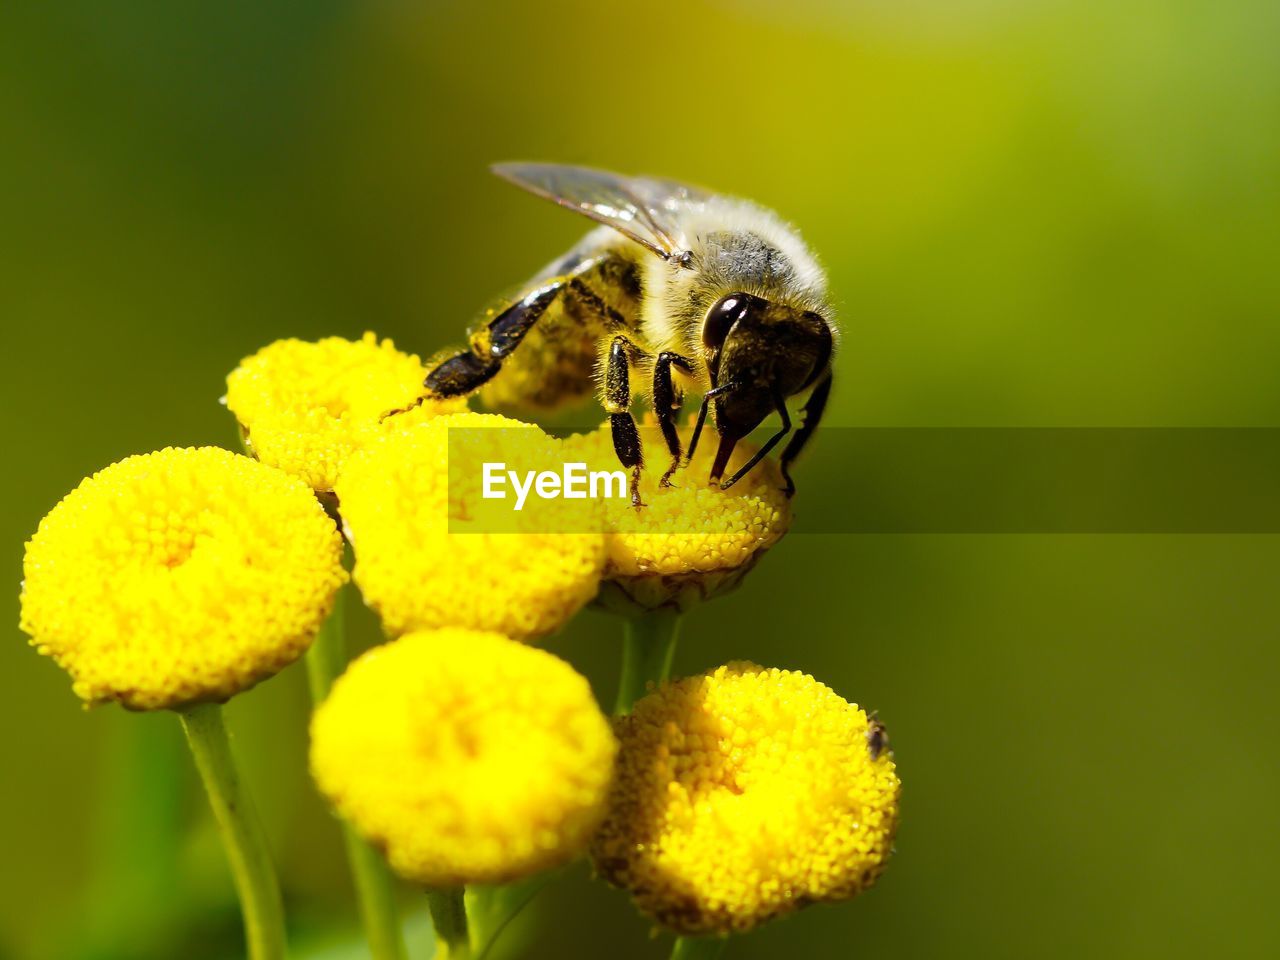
[334,412,605,640]
[592,661,900,935]
[560,420,792,613]
[225,332,465,493]
[20,447,347,710]
[310,628,617,886]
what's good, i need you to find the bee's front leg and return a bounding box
[719,391,791,491]
[602,335,646,508]
[652,351,696,486]
[778,370,832,497]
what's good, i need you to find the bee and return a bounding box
[866,713,889,761]
[412,163,836,505]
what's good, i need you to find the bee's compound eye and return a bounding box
[703,293,750,350]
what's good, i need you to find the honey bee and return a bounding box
[411,163,836,505]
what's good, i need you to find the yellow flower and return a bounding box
[334,412,605,640]
[224,332,464,493]
[310,628,617,886]
[592,661,900,935]
[560,420,792,614]
[20,447,347,710]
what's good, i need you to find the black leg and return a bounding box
[422,351,501,397]
[779,370,832,497]
[381,281,566,421]
[603,335,645,507]
[652,351,696,486]
[484,281,564,359]
[610,414,644,508]
[719,392,792,490]
[423,279,564,400]
[684,379,739,464]
[381,347,503,418]
[387,262,631,420]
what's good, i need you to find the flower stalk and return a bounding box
[467,872,555,960]
[179,702,287,960]
[305,583,408,960]
[427,888,471,959]
[614,608,682,714]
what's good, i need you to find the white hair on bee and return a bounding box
[639,195,833,366]
[677,196,828,298]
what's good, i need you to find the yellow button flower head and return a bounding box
[560,420,792,614]
[335,412,605,640]
[592,661,900,935]
[225,332,464,494]
[310,628,617,886]
[20,447,347,710]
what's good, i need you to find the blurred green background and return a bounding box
[3,1,1279,957]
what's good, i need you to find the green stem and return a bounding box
[467,871,556,960]
[303,581,349,703]
[614,608,682,714]
[427,888,471,959]
[671,936,728,960]
[306,586,408,960]
[179,702,287,960]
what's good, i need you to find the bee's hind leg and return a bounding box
[421,281,565,401]
[406,261,629,417]
[380,346,502,420]
[603,335,647,508]
[652,351,696,486]
[384,279,568,421]
[421,352,502,398]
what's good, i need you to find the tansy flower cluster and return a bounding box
[19,330,899,960]
[310,629,616,887]
[562,420,792,614]
[593,662,900,934]
[334,412,605,640]
[225,332,464,494]
[20,447,346,710]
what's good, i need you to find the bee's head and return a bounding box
[702,292,833,481]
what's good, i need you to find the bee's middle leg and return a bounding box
[652,351,696,486]
[603,335,646,508]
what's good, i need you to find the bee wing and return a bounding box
[492,162,708,262]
